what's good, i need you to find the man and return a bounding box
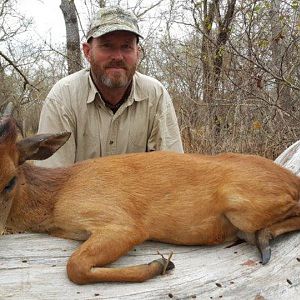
[36,6,183,168]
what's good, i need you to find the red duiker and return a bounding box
[1,113,300,284]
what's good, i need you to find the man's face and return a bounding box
[83,31,140,89]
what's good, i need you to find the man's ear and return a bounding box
[17,132,71,164]
[137,45,143,64]
[82,42,92,62]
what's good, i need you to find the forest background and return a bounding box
[1,0,300,158]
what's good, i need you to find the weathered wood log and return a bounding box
[0,232,300,299]
[275,140,300,176]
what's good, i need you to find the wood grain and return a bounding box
[1,232,300,299]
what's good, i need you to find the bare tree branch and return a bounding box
[0,50,39,91]
[134,0,164,18]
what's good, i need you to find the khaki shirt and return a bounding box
[36,69,183,168]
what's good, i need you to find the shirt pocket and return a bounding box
[128,125,148,152]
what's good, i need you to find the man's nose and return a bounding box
[110,48,123,60]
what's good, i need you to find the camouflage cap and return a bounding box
[86,6,143,41]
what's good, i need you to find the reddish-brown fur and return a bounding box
[1,117,300,284]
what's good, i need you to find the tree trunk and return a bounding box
[200,0,236,103]
[196,0,236,139]
[269,0,291,112]
[60,0,82,74]
[200,0,219,104]
[99,0,106,7]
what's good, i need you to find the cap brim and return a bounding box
[87,24,143,40]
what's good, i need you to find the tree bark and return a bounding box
[199,0,236,104]
[60,0,82,74]
[99,0,106,8]
[269,0,291,111]
[198,0,218,104]
[194,0,236,139]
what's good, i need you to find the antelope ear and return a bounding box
[16,132,71,164]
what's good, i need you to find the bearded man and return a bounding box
[36,6,183,168]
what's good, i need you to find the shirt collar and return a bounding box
[87,72,99,104]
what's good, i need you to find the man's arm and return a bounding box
[147,88,184,153]
[35,97,76,168]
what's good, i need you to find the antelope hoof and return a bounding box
[255,229,272,265]
[152,258,175,274]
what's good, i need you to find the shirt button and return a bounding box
[109,140,114,145]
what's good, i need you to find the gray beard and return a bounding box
[100,73,129,88]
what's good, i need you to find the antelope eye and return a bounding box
[3,176,17,193]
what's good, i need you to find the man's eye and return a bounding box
[100,44,111,48]
[122,44,132,50]
[3,176,17,193]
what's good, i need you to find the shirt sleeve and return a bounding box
[34,89,76,168]
[147,88,184,153]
